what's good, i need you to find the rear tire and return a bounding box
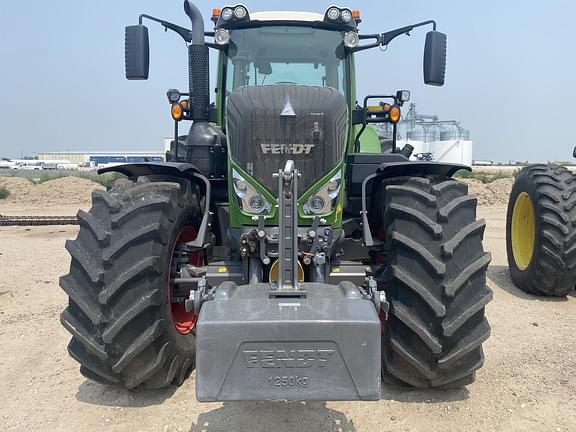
[506,164,576,296]
[60,176,202,390]
[377,176,492,388]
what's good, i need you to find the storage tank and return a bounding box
[404,125,428,159]
[398,104,474,165]
[430,125,473,166]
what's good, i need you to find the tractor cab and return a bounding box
[214,7,404,154]
[213,8,355,99]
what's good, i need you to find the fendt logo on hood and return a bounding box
[280,95,297,117]
[242,349,335,369]
[261,144,315,155]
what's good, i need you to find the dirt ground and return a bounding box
[1,180,575,432]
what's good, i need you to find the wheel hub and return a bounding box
[511,192,536,271]
[169,226,204,335]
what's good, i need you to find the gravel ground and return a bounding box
[1,199,575,431]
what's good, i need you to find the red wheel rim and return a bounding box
[168,226,204,335]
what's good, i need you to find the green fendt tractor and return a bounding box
[60,2,492,401]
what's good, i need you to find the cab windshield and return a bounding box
[225,26,347,94]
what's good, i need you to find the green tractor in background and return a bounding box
[60,2,492,401]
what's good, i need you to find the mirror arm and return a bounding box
[139,14,192,43]
[380,20,437,46]
[352,34,381,53]
[353,20,437,53]
[137,15,222,50]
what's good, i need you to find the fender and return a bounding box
[99,162,211,249]
[98,161,203,179]
[346,153,469,195]
[345,154,472,247]
[376,160,469,178]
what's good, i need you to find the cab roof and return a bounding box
[250,11,325,23]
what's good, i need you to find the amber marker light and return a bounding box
[171,103,184,121]
[179,99,190,110]
[389,105,401,123]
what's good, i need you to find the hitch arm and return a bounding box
[271,160,304,297]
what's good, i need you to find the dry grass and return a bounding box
[455,169,518,183]
[0,186,10,199]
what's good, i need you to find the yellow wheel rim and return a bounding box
[511,192,536,271]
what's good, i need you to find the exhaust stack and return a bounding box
[184,1,210,122]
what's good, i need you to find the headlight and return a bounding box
[233,170,272,215]
[215,29,231,45]
[221,7,234,21]
[234,6,248,19]
[396,90,411,103]
[303,171,342,215]
[327,7,340,20]
[341,9,353,23]
[308,196,327,213]
[166,89,181,104]
[249,195,266,213]
[344,32,360,49]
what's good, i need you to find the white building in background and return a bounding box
[431,129,473,167]
[385,103,474,166]
[37,151,166,166]
[164,138,173,153]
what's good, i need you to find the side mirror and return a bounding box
[255,61,273,75]
[125,25,150,80]
[423,31,447,86]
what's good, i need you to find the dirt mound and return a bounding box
[0,177,35,199]
[0,176,103,206]
[1,175,513,208]
[463,177,514,206]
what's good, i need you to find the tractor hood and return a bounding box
[226,85,348,195]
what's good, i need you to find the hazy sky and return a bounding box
[0,1,574,162]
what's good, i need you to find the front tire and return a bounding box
[377,176,492,388]
[506,164,576,296]
[60,176,202,390]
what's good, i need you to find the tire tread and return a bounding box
[506,164,576,296]
[60,176,200,390]
[379,176,492,388]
